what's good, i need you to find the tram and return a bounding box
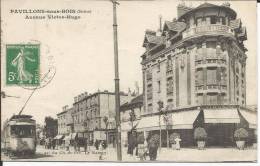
[2,114,36,156]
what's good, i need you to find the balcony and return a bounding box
[182,24,234,39]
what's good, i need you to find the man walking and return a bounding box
[84,138,89,154]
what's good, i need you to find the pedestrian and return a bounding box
[127,133,134,156]
[138,139,148,161]
[99,140,105,160]
[84,138,89,154]
[174,137,182,150]
[74,140,78,152]
[52,138,56,150]
[65,138,70,151]
[94,139,99,150]
[148,134,159,161]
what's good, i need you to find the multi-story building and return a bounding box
[138,2,256,147]
[72,90,133,144]
[56,105,74,142]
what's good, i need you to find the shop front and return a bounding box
[136,110,200,147]
[203,108,240,147]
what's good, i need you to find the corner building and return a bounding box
[139,3,256,147]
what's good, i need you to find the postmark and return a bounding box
[6,44,40,86]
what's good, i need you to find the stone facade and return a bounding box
[139,2,255,147]
[71,91,132,141]
[141,2,247,116]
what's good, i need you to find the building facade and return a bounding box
[71,90,133,144]
[120,94,143,146]
[139,2,256,147]
[57,105,70,136]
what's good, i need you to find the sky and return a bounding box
[1,0,257,126]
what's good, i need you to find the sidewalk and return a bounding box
[121,147,257,162]
[2,145,257,162]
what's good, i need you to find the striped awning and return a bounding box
[136,110,200,131]
[204,108,240,123]
[239,110,257,129]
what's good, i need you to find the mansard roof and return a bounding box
[196,2,218,9]
[178,2,237,21]
[230,19,242,30]
[142,30,166,47]
[120,94,143,111]
[163,21,186,32]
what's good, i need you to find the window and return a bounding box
[197,18,202,26]
[167,99,174,109]
[211,16,217,24]
[147,84,153,100]
[205,17,211,25]
[236,75,239,87]
[167,77,173,95]
[197,94,204,104]
[157,61,160,72]
[148,103,153,112]
[167,56,172,71]
[207,68,217,85]
[207,93,218,105]
[196,68,204,86]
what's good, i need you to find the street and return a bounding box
[1,145,257,162]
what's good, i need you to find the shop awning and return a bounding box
[54,135,64,140]
[136,110,200,131]
[136,116,160,131]
[71,133,78,140]
[121,120,139,131]
[239,110,257,129]
[171,110,200,129]
[204,108,240,123]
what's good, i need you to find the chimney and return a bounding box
[81,93,85,99]
[128,88,132,97]
[74,96,78,103]
[84,92,88,97]
[222,2,230,7]
[155,15,163,36]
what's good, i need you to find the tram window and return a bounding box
[10,125,35,137]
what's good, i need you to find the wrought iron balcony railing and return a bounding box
[183,24,234,39]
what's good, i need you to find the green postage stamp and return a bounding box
[6,44,40,86]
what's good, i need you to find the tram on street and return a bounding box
[2,114,36,157]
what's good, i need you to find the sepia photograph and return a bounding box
[0,0,257,163]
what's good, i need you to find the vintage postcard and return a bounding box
[1,0,257,163]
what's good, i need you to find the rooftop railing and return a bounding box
[183,24,234,39]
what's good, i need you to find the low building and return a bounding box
[120,94,143,147]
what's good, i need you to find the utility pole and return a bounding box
[111,0,122,161]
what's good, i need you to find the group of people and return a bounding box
[44,137,56,149]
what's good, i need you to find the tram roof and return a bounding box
[10,114,33,120]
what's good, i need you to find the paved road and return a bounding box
[1,146,257,162]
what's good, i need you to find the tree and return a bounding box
[44,116,58,138]
[162,106,171,149]
[103,116,109,144]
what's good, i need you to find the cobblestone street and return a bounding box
[1,145,257,162]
